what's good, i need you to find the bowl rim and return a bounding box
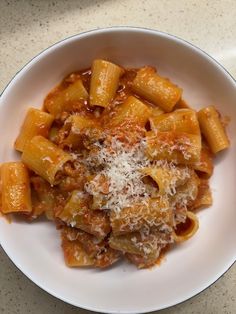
[0,26,235,313]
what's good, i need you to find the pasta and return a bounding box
[145,131,201,164]
[90,59,124,107]
[56,190,111,238]
[61,228,94,267]
[59,115,102,149]
[107,95,152,128]
[110,197,172,235]
[0,59,230,270]
[193,144,213,178]
[21,135,72,185]
[173,211,199,243]
[141,166,191,195]
[132,66,182,112]
[149,109,200,135]
[44,77,88,118]
[15,108,54,152]
[198,106,230,154]
[1,162,31,214]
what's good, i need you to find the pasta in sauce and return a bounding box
[0,60,230,269]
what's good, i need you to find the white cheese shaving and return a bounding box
[42,156,53,163]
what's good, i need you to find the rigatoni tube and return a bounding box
[1,162,32,214]
[132,67,182,112]
[107,95,152,128]
[110,197,172,235]
[173,211,199,243]
[192,146,213,178]
[44,79,88,118]
[22,135,71,185]
[198,106,230,154]
[150,109,200,135]
[141,166,190,195]
[109,232,160,260]
[61,228,94,267]
[14,108,54,152]
[89,59,124,107]
[145,131,201,164]
[57,190,111,238]
[61,115,101,149]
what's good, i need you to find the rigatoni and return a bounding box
[90,59,124,107]
[61,227,121,268]
[61,228,94,267]
[21,135,71,185]
[107,95,152,128]
[193,145,213,178]
[198,106,230,154]
[145,131,201,164]
[44,79,88,118]
[109,231,162,261]
[141,166,190,195]
[57,190,111,238]
[171,173,200,209]
[191,179,212,210]
[110,197,172,235]
[132,67,182,112]
[30,176,60,220]
[173,211,199,243]
[1,162,31,214]
[150,109,200,135]
[15,108,54,152]
[61,115,101,149]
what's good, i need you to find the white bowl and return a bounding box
[0,27,236,314]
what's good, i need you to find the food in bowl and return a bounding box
[0,59,230,269]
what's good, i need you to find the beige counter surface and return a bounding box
[0,1,236,313]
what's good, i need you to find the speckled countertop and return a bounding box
[0,1,236,313]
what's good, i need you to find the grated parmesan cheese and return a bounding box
[84,138,152,212]
[83,137,193,216]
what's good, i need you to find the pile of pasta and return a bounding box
[0,60,230,269]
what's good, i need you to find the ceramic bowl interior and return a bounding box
[0,27,236,314]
